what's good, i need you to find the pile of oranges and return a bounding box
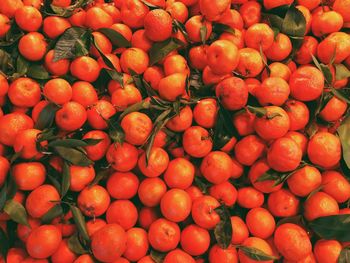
[0,0,350,262]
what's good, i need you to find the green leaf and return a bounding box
[213,23,235,35]
[109,126,125,144]
[35,103,60,130]
[272,27,280,40]
[61,162,70,197]
[49,139,89,148]
[0,50,13,74]
[54,146,93,167]
[255,169,290,186]
[101,68,125,89]
[309,214,350,241]
[53,27,91,62]
[89,169,109,187]
[67,233,89,255]
[337,116,350,170]
[246,106,267,118]
[0,227,8,259]
[237,246,278,261]
[0,182,7,211]
[16,56,29,76]
[0,26,24,47]
[265,14,284,30]
[200,25,207,45]
[149,38,184,65]
[27,65,50,80]
[82,138,102,146]
[69,205,90,242]
[194,176,210,194]
[335,64,350,81]
[173,20,190,42]
[48,0,92,17]
[281,5,306,37]
[311,55,333,85]
[150,250,166,263]
[331,88,350,104]
[98,28,131,48]
[41,204,63,224]
[3,200,29,227]
[338,247,350,263]
[214,204,232,249]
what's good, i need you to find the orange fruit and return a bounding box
[166,2,189,23]
[246,207,275,239]
[70,56,101,83]
[26,225,62,259]
[15,6,42,32]
[183,126,213,158]
[267,137,302,172]
[120,48,149,74]
[311,11,343,37]
[71,81,98,109]
[273,223,312,261]
[317,32,350,64]
[0,156,9,187]
[0,14,10,37]
[237,187,264,209]
[106,200,138,230]
[0,112,34,146]
[285,131,308,155]
[12,161,46,191]
[87,100,116,130]
[180,224,210,256]
[333,0,350,22]
[255,77,290,106]
[160,189,192,222]
[123,227,149,261]
[8,77,41,108]
[238,237,273,263]
[304,191,339,221]
[164,249,195,263]
[166,106,193,132]
[209,181,237,206]
[77,185,110,217]
[253,106,290,140]
[321,170,350,203]
[120,0,149,29]
[163,158,194,189]
[233,110,256,136]
[239,1,261,27]
[236,48,264,77]
[111,84,142,111]
[18,32,47,61]
[307,131,341,169]
[265,33,292,61]
[268,189,300,217]
[0,0,23,18]
[69,165,95,192]
[163,54,190,76]
[314,239,342,263]
[193,98,218,129]
[148,218,180,252]
[199,0,230,21]
[91,224,127,263]
[121,112,152,146]
[284,100,310,131]
[245,23,274,51]
[0,74,9,97]
[83,130,111,161]
[207,40,239,75]
[158,73,187,102]
[138,147,169,177]
[55,101,87,132]
[144,9,173,42]
[218,9,244,30]
[200,151,234,184]
[230,216,249,245]
[216,77,248,110]
[191,195,220,229]
[51,239,77,263]
[319,95,347,122]
[131,29,153,52]
[43,78,72,105]
[287,166,322,197]
[68,9,86,27]
[185,15,212,43]
[86,218,106,237]
[138,177,167,207]
[188,45,208,70]
[85,6,113,30]
[106,142,139,172]
[262,62,292,81]
[44,50,70,76]
[107,171,139,199]
[43,16,71,39]
[90,31,113,58]
[234,134,265,166]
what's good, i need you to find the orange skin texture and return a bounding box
[284,100,310,131]
[333,0,350,22]
[70,56,101,83]
[138,177,167,207]
[86,219,106,237]
[83,130,111,161]
[180,224,210,256]
[43,78,72,105]
[238,237,273,263]
[287,165,322,197]
[158,73,187,102]
[51,239,77,263]
[148,218,180,252]
[321,170,350,203]
[106,200,138,230]
[144,9,173,42]
[164,249,195,263]
[295,36,318,65]
[304,192,339,221]
[182,126,213,158]
[0,0,24,18]
[44,50,70,76]
[230,216,249,245]
[91,224,127,263]
[106,143,139,172]
[246,207,276,239]
[107,171,139,199]
[160,189,192,222]
[77,185,111,217]
[233,110,256,136]
[8,77,41,107]
[200,151,234,184]
[237,187,264,209]
[239,1,261,28]
[185,15,212,43]
[268,189,300,217]
[166,106,193,132]
[85,7,113,30]
[120,0,149,29]
[209,245,238,263]
[236,48,264,77]
[12,162,46,191]
[307,132,341,169]
[263,0,293,9]
[111,84,142,111]
[311,11,343,37]
[15,6,42,32]
[255,77,290,106]
[166,2,189,23]
[0,74,9,97]
[0,156,9,187]
[319,95,348,122]
[274,223,312,261]
[199,0,231,21]
[69,165,95,192]
[138,147,169,178]
[138,207,159,230]
[131,29,154,52]
[43,16,71,39]
[314,239,342,263]
[121,112,153,146]
[207,40,239,75]
[245,23,274,51]
[55,101,87,132]
[265,33,292,61]
[120,48,149,74]
[26,225,62,259]
[123,228,149,261]
[191,195,220,229]
[218,9,244,30]
[216,77,248,111]
[234,135,266,166]
[317,32,350,64]
[164,157,194,189]
[209,181,237,206]
[261,62,291,81]
[19,32,47,61]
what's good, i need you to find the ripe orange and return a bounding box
[317,32,350,64]
[85,6,113,30]
[164,249,195,263]
[120,0,149,29]
[333,0,350,23]
[238,237,273,263]
[8,77,41,108]
[106,142,139,172]
[71,81,98,109]
[268,189,300,218]
[44,50,70,76]
[185,15,212,43]
[183,126,213,158]
[216,77,248,110]
[144,9,173,42]
[55,101,87,132]
[138,177,167,207]
[237,187,264,209]
[236,48,264,77]
[18,32,47,61]
[160,189,192,222]
[287,166,322,197]
[319,95,347,122]
[121,112,152,146]
[120,48,149,74]
[15,6,42,32]
[314,239,342,263]
[70,56,101,82]
[77,185,110,217]
[123,228,149,261]
[138,207,160,230]
[0,14,10,38]
[91,224,127,263]
[180,224,210,256]
[284,100,310,131]
[321,170,350,203]
[12,162,46,191]
[246,207,275,239]
[199,0,231,21]
[148,218,180,252]
[166,2,189,23]
[304,191,339,221]
[43,16,71,39]
[26,225,62,259]
[51,239,77,263]
[0,0,24,18]
[106,200,138,230]
[0,156,9,187]
[230,216,249,245]
[234,135,265,166]
[87,100,116,130]
[43,78,72,105]
[191,195,220,229]
[138,147,169,177]
[209,181,237,206]
[207,40,239,75]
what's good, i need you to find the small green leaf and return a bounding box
[53,27,91,61]
[0,227,8,259]
[16,56,29,76]
[0,182,7,211]
[173,20,190,42]
[98,28,131,48]
[338,247,350,263]
[200,25,207,45]
[237,246,278,261]
[255,169,290,186]
[54,146,93,167]
[337,116,350,170]
[35,103,60,130]
[0,26,24,47]
[246,106,267,118]
[194,176,211,194]
[281,5,306,37]
[3,200,29,227]
[61,162,70,197]
[150,250,166,263]
[213,23,235,35]
[82,138,102,146]
[309,214,350,241]
[0,50,13,74]
[265,14,284,31]
[331,88,350,104]
[334,64,350,81]
[214,204,232,249]
[27,65,50,80]
[89,168,110,187]
[49,139,89,148]
[67,233,89,255]
[70,205,90,242]
[149,38,184,65]
[41,204,63,224]
[311,55,333,85]
[104,69,125,88]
